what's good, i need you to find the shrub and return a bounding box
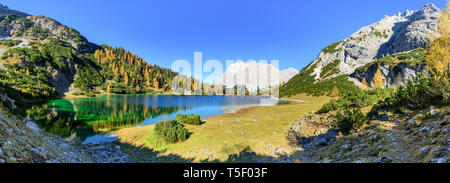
[176,114,202,125]
[74,65,104,92]
[319,99,346,113]
[320,59,341,79]
[154,120,189,144]
[386,72,448,109]
[0,39,22,47]
[84,93,96,97]
[332,109,368,135]
[319,87,393,113]
[321,41,343,54]
[72,91,84,96]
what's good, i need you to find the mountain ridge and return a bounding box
[281,3,441,97]
[0,4,29,18]
[0,3,178,99]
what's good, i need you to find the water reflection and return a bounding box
[27,95,276,141]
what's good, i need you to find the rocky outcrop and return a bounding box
[0,4,29,17]
[46,58,77,96]
[0,3,99,53]
[381,3,440,55]
[293,4,439,83]
[350,62,429,88]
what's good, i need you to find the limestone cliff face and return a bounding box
[349,62,429,88]
[296,4,439,83]
[46,59,77,95]
[0,15,100,53]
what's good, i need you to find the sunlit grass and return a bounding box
[115,94,331,162]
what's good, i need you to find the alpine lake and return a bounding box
[27,95,282,144]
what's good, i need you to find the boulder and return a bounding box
[374,157,393,163]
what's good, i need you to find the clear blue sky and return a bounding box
[2,0,446,75]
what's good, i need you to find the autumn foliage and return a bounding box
[93,46,178,94]
[426,1,450,73]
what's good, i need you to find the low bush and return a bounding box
[319,87,393,113]
[332,109,368,135]
[386,72,449,110]
[154,120,189,144]
[176,114,202,125]
[0,39,22,47]
[72,91,84,96]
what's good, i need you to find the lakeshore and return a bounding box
[113,94,331,162]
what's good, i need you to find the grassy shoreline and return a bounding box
[113,94,331,162]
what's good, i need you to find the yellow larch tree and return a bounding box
[330,86,339,97]
[107,83,112,93]
[372,68,384,88]
[120,65,125,76]
[426,1,450,73]
[136,85,141,93]
[153,77,159,89]
[124,72,129,86]
[361,77,369,90]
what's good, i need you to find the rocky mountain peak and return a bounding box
[410,3,440,20]
[297,3,440,83]
[281,3,442,96]
[0,3,29,17]
[215,62,298,92]
[0,3,99,53]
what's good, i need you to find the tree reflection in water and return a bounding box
[27,96,183,141]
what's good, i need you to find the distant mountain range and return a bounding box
[215,61,298,92]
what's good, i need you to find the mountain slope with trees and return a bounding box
[285,2,449,163]
[0,3,179,99]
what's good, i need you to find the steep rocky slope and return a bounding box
[287,106,449,163]
[281,4,440,96]
[0,5,98,52]
[349,48,430,88]
[0,110,92,163]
